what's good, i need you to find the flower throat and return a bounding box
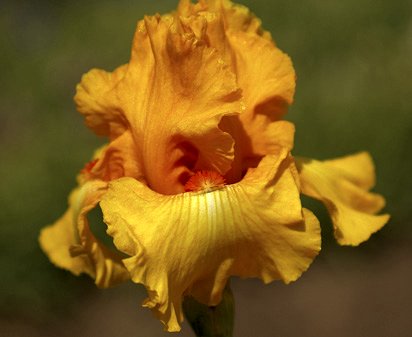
[184,170,226,192]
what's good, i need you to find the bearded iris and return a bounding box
[39,0,389,333]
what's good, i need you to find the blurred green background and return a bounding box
[1,0,411,336]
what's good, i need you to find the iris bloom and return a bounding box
[40,0,389,332]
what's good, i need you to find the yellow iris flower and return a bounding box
[39,0,389,332]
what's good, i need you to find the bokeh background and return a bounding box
[1,0,411,336]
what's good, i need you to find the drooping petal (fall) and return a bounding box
[40,188,94,278]
[296,152,389,246]
[75,64,128,138]
[40,181,129,288]
[112,14,242,195]
[101,149,321,331]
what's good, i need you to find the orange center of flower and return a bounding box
[184,170,226,192]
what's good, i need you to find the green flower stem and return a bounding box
[183,284,234,337]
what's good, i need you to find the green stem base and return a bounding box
[183,284,234,337]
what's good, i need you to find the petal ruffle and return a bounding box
[74,64,128,138]
[114,14,242,194]
[177,1,296,179]
[296,152,389,246]
[40,181,129,288]
[178,0,272,40]
[101,149,320,331]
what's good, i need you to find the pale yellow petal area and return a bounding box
[74,64,128,137]
[101,149,321,331]
[40,181,130,288]
[114,14,242,195]
[296,152,390,246]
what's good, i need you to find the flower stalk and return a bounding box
[183,284,234,337]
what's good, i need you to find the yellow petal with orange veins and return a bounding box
[92,131,144,182]
[223,31,295,179]
[221,118,295,184]
[74,64,128,137]
[40,181,130,288]
[296,152,390,246]
[115,14,242,194]
[178,1,297,181]
[101,149,321,331]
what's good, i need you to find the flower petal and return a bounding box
[114,14,242,194]
[39,188,94,277]
[321,151,376,190]
[91,130,144,182]
[178,0,272,40]
[101,149,320,331]
[73,181,130,288]
[74,64,128,137]
[296,152,389,246]
[40,181,129,288]
[228,31,295,120]
[225,31,296,178]
[178,0,296,165]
